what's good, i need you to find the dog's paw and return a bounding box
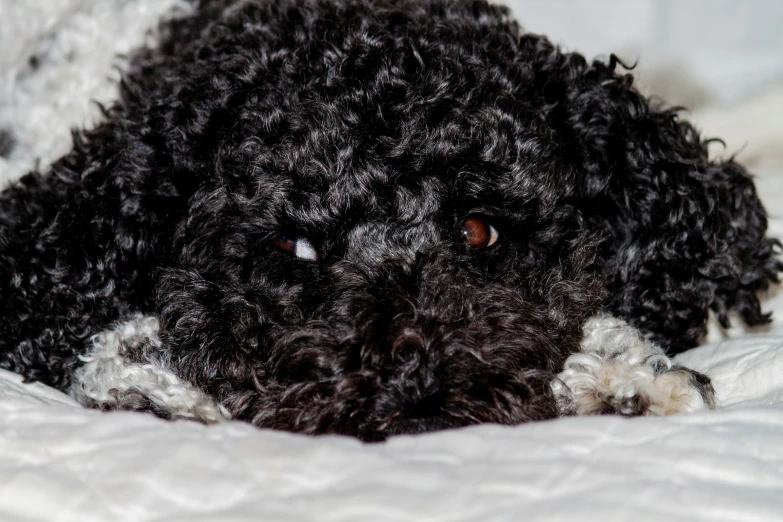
[72,314,229,424]
[552,354,716,416]
[551,315,716,417]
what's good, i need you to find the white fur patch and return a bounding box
[552,315,715,416]
[71,315,229,423]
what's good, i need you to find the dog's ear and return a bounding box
[555,56,781,353]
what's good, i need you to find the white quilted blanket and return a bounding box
[2,1,783,520]
[3,323,783,522]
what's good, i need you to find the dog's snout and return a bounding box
[390,326,430,361]
[384,413,462,436]
[375,324,467,435]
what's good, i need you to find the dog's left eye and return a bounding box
[273,236,318,261]
[461,217,499,250]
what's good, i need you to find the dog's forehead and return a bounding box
[275,167,499,230]
[272,168,446,236]
[270,154,559,235]
[262,117,562,226]
[225,13,570,233]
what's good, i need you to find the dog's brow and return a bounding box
[345,221,439,263]
[393,178,444,225]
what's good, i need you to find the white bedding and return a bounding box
[2,1,783,521]
[2,326,783,522]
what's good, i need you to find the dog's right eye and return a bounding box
[273,236,318,261]
[461,217,499,250]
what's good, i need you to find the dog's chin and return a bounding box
[380,415,471,438]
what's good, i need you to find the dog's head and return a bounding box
[90,0,778,439]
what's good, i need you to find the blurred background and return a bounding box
[500,0,783,169]
[501,0,783,106]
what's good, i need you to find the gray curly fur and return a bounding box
[0,0,778,441]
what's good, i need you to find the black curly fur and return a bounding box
[0,0,779,441]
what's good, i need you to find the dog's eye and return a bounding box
[273,236,318,261]
[461,217,499,249]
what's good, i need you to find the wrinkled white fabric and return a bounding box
[2,346,783,522]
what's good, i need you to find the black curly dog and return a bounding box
[0,0,779,441]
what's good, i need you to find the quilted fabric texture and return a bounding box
[2,327,783,522]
